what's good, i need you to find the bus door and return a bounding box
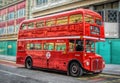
[68,39,84,61]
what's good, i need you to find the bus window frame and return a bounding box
[36,20,45,28]
[21,23,28,30]
[95,17,102,26]
[46,19,56,27]
[56,16,68,25]
[85,40,96,53]
[69,13,83,24]
[85,14,94,24]
[28,22,34,29]
[43,42,55,51]
[69,39,75,52]
[55,42,66,51]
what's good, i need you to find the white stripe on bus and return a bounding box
[18,36,105,41]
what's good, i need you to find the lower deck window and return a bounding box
[55,43,66,51]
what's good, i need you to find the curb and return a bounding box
[102,72,120,76]
[0,59,23,67]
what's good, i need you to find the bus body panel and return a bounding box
[16,9,105,76]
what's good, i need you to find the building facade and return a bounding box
[0,0,33,56]
[32,0,120,64]
[0,0,120,64]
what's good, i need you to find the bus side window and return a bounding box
[27,43,35,50]
[85,15,94,24]
[46,19,55,27]
[57,16,68,25]
[26,44,30,50]
[55,43,66,51]
[69,14,82,23]
[34,44,42,50]
[44,43,54,51]
[28,23,34,29]
[21,24,27,30]
[69,40,74,52]
[36,21,44,28]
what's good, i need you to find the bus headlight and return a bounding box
[86,61,90,66]
[103,61,105,65]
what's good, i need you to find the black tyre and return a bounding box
[25,58,33,69]
[69,62,83,77]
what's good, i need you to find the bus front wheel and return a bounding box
[25,57,33,69]
[69,62,83,77]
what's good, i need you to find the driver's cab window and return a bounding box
[86,40,95,53]
[76,40,84,51]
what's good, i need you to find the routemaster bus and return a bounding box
[16,9,105,77]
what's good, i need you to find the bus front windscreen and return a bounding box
[85,40,95,53]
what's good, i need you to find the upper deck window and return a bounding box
[69,14,82,23]
[28,23,34,29]
[85,15,94,24]
[57,16,68,25]
[95,18,102,26]
[36,21,44,28]
[46,19,55,27]
[21,24,27,30]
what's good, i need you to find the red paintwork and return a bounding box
[8,5,15,12]
[0,22,6,28]
[16,9,105,73]
[16,1,26,10]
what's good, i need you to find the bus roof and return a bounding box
[21,9,101,24]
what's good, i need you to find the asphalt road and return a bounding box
[0,63,120,83]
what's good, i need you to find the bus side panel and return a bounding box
[16,51,26,65]
[48,51,68,71]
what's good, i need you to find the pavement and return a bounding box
[0,55,120,76]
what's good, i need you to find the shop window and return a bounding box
[69,14,82,23]
[36,0,48,6]
[85,15,94,24]
[113,2,118,9]
[36,21,44,28]
[57,16,68,25]
[8,12,15,20]
[55,43,66,51]
[46,19,55,27]
[44,43,54,50]
[8,26,15,34]
[17,8,25,18]
[0,28,6,35]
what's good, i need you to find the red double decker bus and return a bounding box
[16,9,105,77]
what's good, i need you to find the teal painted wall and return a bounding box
[0,41,17,56]
[96,39,120,64]
[96,40,111,64]
[111,41,120,64]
